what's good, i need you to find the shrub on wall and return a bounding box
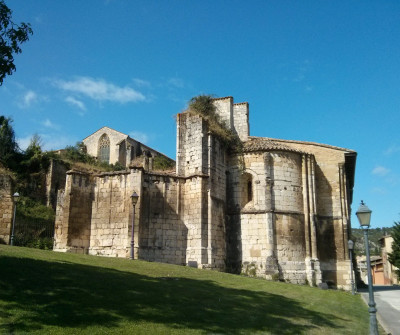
[187,95,243,153]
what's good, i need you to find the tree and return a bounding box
[0,0,33,85]
[388,221,400,278]
[0,115,18,164]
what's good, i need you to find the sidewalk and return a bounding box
[359,285,400,335]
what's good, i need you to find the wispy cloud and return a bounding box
[19,90,38,108]
[55,77,145,103]
[293,60,310,82]
[371,187,387,195]
[129,131,149,144]
[372,166,390,177]
[42,119,59,130]
[168,77,185,89]
[384,145,400,155]
[133,78,151,88]
[65,96,86,111]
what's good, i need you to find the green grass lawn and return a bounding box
[0,245,371,334]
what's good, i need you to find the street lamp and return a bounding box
[10,192,20,246]
[348,239,355,295]
[356,201,378,335]
[130,191,139,260]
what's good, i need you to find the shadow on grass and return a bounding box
[0,255,345,334]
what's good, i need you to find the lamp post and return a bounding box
[356,201,378,335]
[348,239,355,295]
[10,192,20,246]
[130,191,139,260]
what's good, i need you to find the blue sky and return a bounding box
[1,1,399,228]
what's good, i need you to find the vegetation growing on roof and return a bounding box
[153,155,175,171]
[56,142,126,173]
[187,95,243,152]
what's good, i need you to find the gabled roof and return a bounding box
[82,126,128,141]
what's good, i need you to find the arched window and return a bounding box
[241,172,253,208]
[98,134,110,163]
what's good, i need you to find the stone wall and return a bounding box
[54,96,356,290]
[212,97,249,142]
[233,102,249,142]
[177,112,227,269]
[139,173,186,264]
[206,134,227,270]
[276,140,353,288]
[46,159,68,209]
[89,171,140,257]
[0,174,14,244]
[83,126,172,168]
[226,150,312,283]
[83,127,127,165]
[213,97,233,129]
[176,113,207,176]
[54,172,93,253]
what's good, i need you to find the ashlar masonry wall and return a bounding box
[53,96,355,290]
[267,139,355,288]
[226,150,322,285]
[89,170,142,257]
[139,173,187,264]
[176,112,228,270]
[54,172,93,253]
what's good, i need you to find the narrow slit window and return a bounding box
[247,180,253,202]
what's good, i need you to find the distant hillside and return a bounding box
[350,227,393,256]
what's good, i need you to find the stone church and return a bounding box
[82,126,172,167]
[53,96,356,289]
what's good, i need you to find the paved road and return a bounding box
[360,285,400,335]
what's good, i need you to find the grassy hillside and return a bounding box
[0,245,373,335]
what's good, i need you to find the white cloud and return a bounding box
[55,77,145,103]
[372,166,390,177]
[65,96,86,111]
[129,131,149,144]
[19,90,38,108]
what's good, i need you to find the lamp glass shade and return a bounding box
[13,192,20,200]
[348,239,354,250]
[356,201,372,227]
[130,192,139,205]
